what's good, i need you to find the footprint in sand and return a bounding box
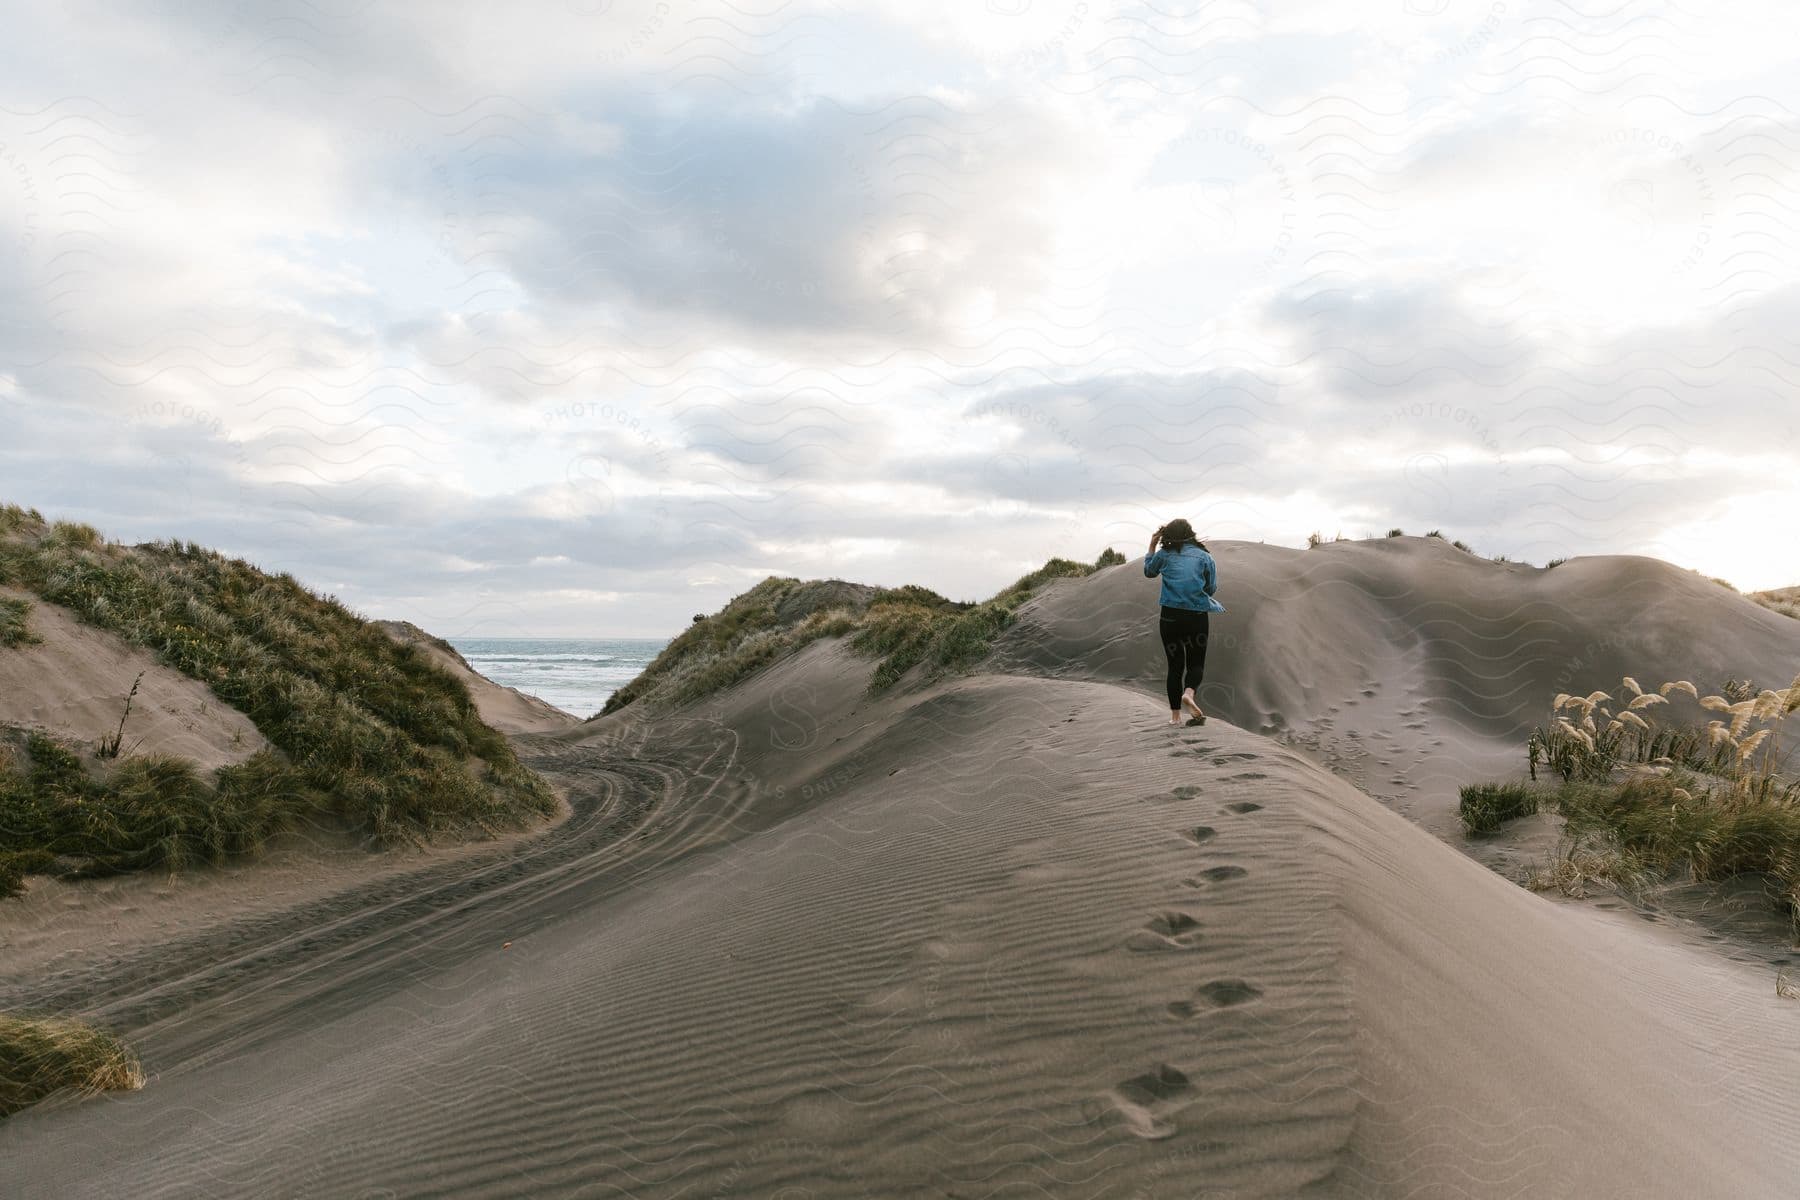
[1168,981,1263,1017]
[1184,826,1217,844]
[1110,1064,1192,1139]
[1145,912,1200,936]
[1228,772,1267,781]
[1170,785,1201,799]
[1211,753,1259,765]
[1199,865,1247,882]
[1126,911,1205,953]
[1224,802,1262,814]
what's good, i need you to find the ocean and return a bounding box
[445,637,669,720]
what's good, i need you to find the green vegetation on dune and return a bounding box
[0,505,554,896]
[1458,781,1541,836]
[0,596,35,647]
[598,577,874,715]
[863,555,1098,688]
[0,734,308,897]
[1466,672,1800,917]
[0,1014,143,1118]
[601,548,1120,717]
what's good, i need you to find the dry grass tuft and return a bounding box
[1503,670,1800,924]
[0,1013,144,1117]
[1751,586,1800,621]
[1529,672,1798,801]
[1526,835,1651,900]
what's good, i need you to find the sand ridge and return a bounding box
[4,543,1800,1195]
[5,645,1799,1195]
[994,538,1800,831]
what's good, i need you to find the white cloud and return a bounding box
[2,0,1799,636]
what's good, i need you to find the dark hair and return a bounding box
[1158,518,1207,553]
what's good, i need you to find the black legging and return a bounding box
[1159,606,1209,709]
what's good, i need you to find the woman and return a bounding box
[1144,519,1224,726]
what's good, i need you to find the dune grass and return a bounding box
[0,1013,144,1117]
[602,550,1114,716]
[1526,833,1652,900]
[861,555,1099,690]
[0,506,555,895]
[1458,782,1542,835]
[1488,672,1800,917]
[0,734,315,897]
[1527,675,1794,796]
[0,595,35,647]
[1752,587,1800,620]
[598,578,875,715]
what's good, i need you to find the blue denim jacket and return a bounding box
[1144,544,1225,613]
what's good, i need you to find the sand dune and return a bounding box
[0,585,269,771]
[995,537,1800,828]
[376,620,581,735]
[4,544,1800,1196]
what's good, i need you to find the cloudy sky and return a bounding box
[4,0,1799,636]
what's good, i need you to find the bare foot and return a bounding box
[1181,690,1206,724]
[1168,712,1184,726]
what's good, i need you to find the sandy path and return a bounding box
[4,670,1798,1197]
[0,721,751,1067]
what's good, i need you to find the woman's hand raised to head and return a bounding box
[1148,526,1162,553]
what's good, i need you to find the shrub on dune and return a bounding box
[0,596,36,647]
[0,733,316,884]
[602,553,1107,715]
[602,577,856,713]
[1527,834,1651,899]
[0,1014,143,1117]
[0,509,555,894]
[1751,587,1800,620]
[0,504,45,534]
[1499,671,1800,919]
[1458,782,1541,835]
[0,850,55,900]
[858,556,1093,689]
